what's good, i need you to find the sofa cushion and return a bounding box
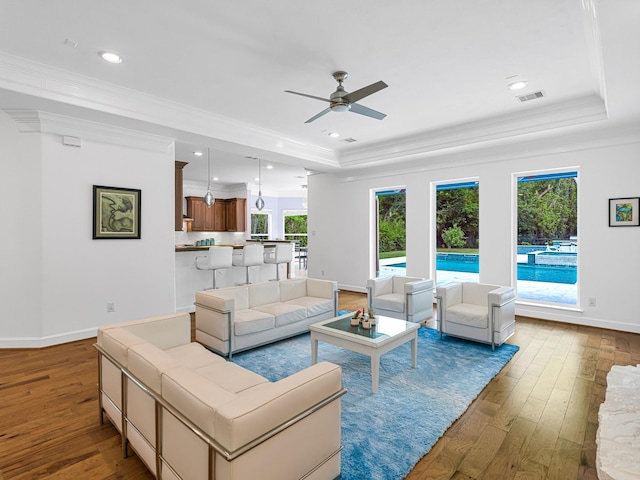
[165,343,226,370]
[253,303,307,327]
[195,362,267,394]
[98,327,146,367]
[372,293,405,313]
[128,342,181,393]
[372,276,393,296]
[161,366,236,439]
[279,279,307,301]
[249,282,281,308]
[392,276,422,293]
[284,297,333,318]
[462,283,499,307]
[447,303,488,328]
[214,362,342,452]
[234,309,275,336]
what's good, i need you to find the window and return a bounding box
[250,212,270,241]
[375,188,406,277]
[435,181,479,285]
[516,171,578,305]
[283,211,307,247]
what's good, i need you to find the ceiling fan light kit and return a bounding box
[285,70,388,123]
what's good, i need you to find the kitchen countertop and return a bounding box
[175,243,290,252]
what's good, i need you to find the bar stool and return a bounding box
[232,244,264,284]
[195,246,233,289]
[264,243,293,281]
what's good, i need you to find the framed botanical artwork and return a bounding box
[609,197,640,227]
[93,185,142,239]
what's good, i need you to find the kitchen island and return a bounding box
[175,242,294,313]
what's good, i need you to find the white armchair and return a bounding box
[436,282,516,349]
[367,276,434,324]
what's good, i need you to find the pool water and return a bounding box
[387,258,577,284]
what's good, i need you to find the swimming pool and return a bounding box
[388,255,577,284]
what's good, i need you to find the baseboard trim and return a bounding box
[515,304,640,334]
[0,327,97,349]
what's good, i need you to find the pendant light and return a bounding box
[204,147,214,207]
[255,158,265,211]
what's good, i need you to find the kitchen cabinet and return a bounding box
[175,161,188,231]
[186,196,214,231]
[185,197,246,232]
[213,201,226,231]
[225,198,246,232]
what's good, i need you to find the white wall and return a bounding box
[309,127,640,333]
[0,112,43,340]
[0,111,176,347]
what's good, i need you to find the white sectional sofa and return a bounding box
[95,312,345,480]
[195,278,338,358]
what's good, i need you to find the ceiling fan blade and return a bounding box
[305,107,331,123]
[284,90,331,103]
[349,103,387,120]
[342,80,388,104]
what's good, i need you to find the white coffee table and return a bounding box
[309,313,419,394]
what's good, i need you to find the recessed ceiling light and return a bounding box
[193,151,203,156]
[213,177,219,181]
[508,80,528,91]
[266,165,274,169]
[328,132,340,138]
[99,51,122,64]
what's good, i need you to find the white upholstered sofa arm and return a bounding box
[436,282,463,309]
[306,278,338,299]
[405,279,434,294]
[214,361,343,452]
[488,286,516,307]
[367,276,392,297]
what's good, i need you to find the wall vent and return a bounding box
[342,137,357,143]
[516,90,545,102]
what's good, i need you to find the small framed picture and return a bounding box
[609,197,640,227]
[93,185,142,239]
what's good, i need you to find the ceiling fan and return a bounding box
[285,71,388,123]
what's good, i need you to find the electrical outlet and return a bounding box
[107,302,116,312]
[588,297,597,307]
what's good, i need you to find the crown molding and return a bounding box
[4,109,174,153]
[333,120,640,185]
[337,94,608,168]
[0,52,338,165]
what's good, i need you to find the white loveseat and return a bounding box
[436,281,516,349]
[195,278,338,358]
[95,312,345,480]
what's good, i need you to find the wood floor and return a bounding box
[1,291,638,479]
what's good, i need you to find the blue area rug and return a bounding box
[232,327,519,480]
